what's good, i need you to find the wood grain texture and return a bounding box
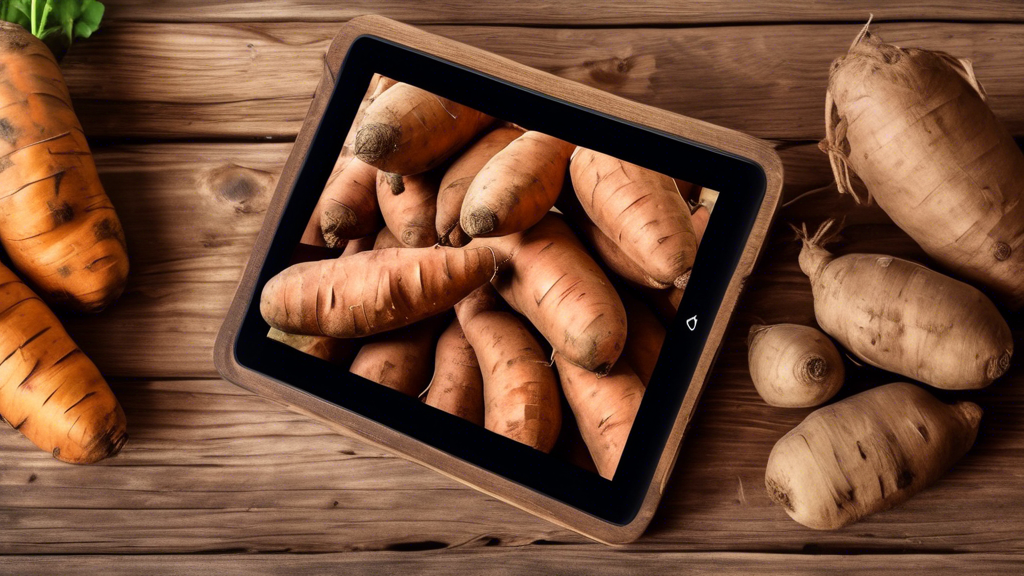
[101,0,1024,25]
[4,551,1023,575]
[60,22,1024,140]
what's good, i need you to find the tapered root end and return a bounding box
[987,350,1012,380]
[354,123,400,164]
[765,475,794,513]
[320,205,358,248]
[954,401,984,431]
[383,172,405,194]
[462,207,498,237]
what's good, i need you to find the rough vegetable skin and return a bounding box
[317,157,381,248]
[460,131,575,238]
[437,126,523,247]
[766,382,981,530]
[376,170,439,247]
[455,286,560,452]
[0,22,128,312]
[350,318,441,397]
[0,261,127,463]
[555,353,644,479]
[797,220,1012,390]
[824,25,1024,309]
[569,147,696,288]
[354,83,493,175]
[621,296,665,386]
[260,245,497,338]
[476,214,627,375]
[424,318,484,426]
[747,323,844,408]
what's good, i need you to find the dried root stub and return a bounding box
[823,20,1024,309]
[796,219,1012,390]
[765,382,981,530]
[747,323,844,408]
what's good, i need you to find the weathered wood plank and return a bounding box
[4,551,1023,575]
[101,0,1024,25]
[62,22,1024,140]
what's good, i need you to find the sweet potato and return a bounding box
[766,382,981,529]
[316,157,381,248]
[437,126,523,246]
[267,328,355,365]
[555,354,644,479]
[460,131,574,238]
[376,170,439,247]
[747,323,844,408]
[797,220,1012,390]
[372,226,403,250]
[424,318,484,425]
[622,296,665,386]
[824,24,1024,309]
[455,286,560,452]
[0,261,127,463]
[350,318,442,397]
[569,147,696,288]
[476,213,627,374]
[354,83,493,175]
[0,23,128,312]
[260,245,497,338]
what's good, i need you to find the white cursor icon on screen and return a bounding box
[686,315,697,331]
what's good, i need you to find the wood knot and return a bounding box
[993,242,1011,261]
[200,164,274,213]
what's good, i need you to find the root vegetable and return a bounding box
[267,328,355,365]
[460,131,574,238]
[765,382,981,530]
[455,286,560,452]
[569,147,696,288]
[824,24,1024,309]
[354,83,493,175]
[260,245,497,338]
[376,170,438,247]
[424,318,484,425]
[747,324,844,408]
[622,296,665,386]
[797,220,1012,390]
[0,261,127,463]
[555,354,644,479]
[372,226,403,250]
[350,319,441,396]
[0,23,128,312]
[437,126,523,246]
[476,213,627,375]
[691,205,710,245]
[317,157,381,248]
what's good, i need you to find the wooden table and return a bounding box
[3,2,1023,573]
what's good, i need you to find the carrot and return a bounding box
[569,147,696,288]
[354,83,493,175]
[460,131,574,238]
[622,296,665,386]
[766,382,981,530]
[316,157,381,249]
[376,170,439,247]
[0,261,126,463]
[260,245,497,338]
[555,354,644,479]
[455,286,560,452]
[476,213,627,375]
[436,126,523,246]
[423,318,484,426]
[797,219,1012,390]
[747,323,844,408]
[824,23,1024,309]
[350,318,442,397]
[0,23,128,312]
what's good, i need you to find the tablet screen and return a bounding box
[270,73,719,481]
[233,34,767,524]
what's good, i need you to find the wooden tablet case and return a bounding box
[214,15,783,545]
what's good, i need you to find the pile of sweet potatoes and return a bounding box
[264,75,712,479]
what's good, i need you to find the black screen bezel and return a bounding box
[232,35,768,526]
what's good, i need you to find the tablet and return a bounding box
[215,15,781,544]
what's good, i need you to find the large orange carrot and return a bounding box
[0,261,126,463]
[455,286,561,452]
[570,147,696,288]
[260,246,497,338]
[0,23,128,312]
[436,126,523,247]
[460,131,575,238]
[476,213,627,375]
[354,83,493,175]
